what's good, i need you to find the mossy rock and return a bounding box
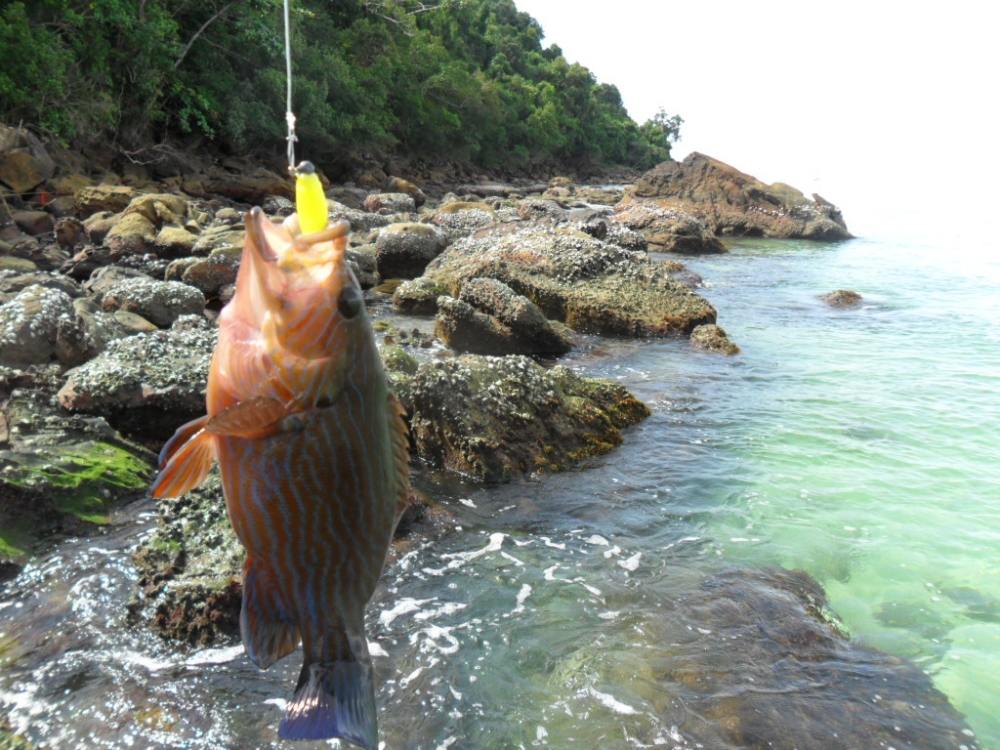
[0,392,154,569]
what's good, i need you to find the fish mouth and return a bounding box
[244,206,349,264]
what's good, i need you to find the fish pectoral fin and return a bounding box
[279,654,378,748]
[240,559,300,670]
[150,423,215,498]
[205,396,287,438]
[157,414,209,469]
[388,393,412,521]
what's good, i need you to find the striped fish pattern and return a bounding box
[151,206,409,749]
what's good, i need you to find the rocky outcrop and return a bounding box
[627,152,851,240]
[690,323,740,355]
[0,125,55,194]
[427,201,496,242]
[395,224,716,336]
[388,354,649,482]
[435,278,572,357]
[385,176,427,207]
[363,192,416,215]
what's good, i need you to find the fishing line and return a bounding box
[283,0,297,172]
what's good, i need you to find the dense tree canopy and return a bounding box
[0,0,681,171]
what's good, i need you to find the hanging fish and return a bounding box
[151,161,409,748]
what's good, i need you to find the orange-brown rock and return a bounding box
[625,152,851,240]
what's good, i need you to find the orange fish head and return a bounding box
[234,206,366,361]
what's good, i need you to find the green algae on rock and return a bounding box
[389,354,650,482]
[394,223,716,335]
[0,388,153,569]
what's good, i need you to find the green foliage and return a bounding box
[0,0,681,170]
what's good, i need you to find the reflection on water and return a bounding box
[1,237,998,748]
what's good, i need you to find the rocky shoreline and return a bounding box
[2,125,975,748]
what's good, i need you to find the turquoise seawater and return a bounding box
[1,233,997,748]
[680,236,1000,745]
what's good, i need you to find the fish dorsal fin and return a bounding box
[387,393,411,518]
[205,396,287,438]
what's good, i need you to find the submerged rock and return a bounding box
[821,289,863,308]
[389,354,649,482]
[690,323,740,355]
[397,224,716,335]
[654,567,976,748]
[435,278,572,357]
[630,152,852,240]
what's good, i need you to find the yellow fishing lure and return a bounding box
[294,161,327,234]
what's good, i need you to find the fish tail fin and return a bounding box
[279,648,377,748]
[150,417,214,498]
[240,559,300,669]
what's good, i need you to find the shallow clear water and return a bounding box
[1,235,998,748]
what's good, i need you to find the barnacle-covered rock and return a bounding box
[389,354,649,482]
[396,223,716,335]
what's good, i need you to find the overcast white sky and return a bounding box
[515,0,1000,240]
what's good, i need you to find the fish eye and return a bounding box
[338,285,363,319]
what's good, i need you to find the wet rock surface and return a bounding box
[388,354,650,482]
[630,152,852,240]
[398,223,717,335]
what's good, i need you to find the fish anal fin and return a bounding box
[206,396,287,438]
[387,393,412,519]
[150,426,214,498]
[240,559,300,670]
[279,655,377,748]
